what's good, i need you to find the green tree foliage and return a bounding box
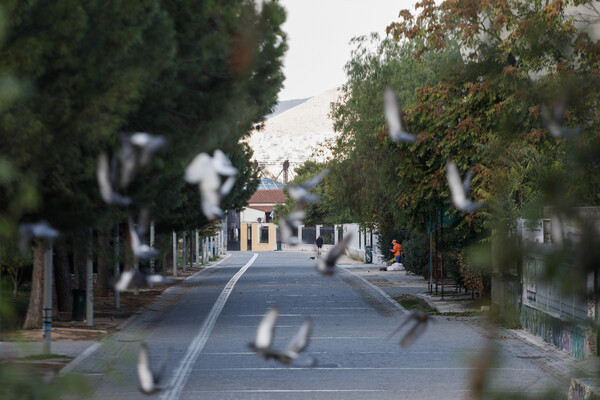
[328,34,464,233]
[0,0,287,328]
[275,161,339,227]
[124,0,286,232]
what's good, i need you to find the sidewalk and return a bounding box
[0,255,231,374]
[339,259,600,381]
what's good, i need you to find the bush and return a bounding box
[403,233,429,276]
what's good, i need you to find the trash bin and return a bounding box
[276,241,281,251]
[365,245,373,263]
[72,289,86,322]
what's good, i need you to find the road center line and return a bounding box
[161,253,259,400]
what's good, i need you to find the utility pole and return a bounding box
[150,220,155,274]
[182,231,187,273]
[172,230,177,277]
[195,229,200,266]
[114,223,120,309]
[283,160,290,184]
[42,241,53,354]
[86,229,94,327]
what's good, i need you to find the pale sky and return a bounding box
[277,0,416,101]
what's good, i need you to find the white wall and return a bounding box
[240,207,266,224]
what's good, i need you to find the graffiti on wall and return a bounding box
[521,305,588,360]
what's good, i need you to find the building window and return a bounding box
[260,226,269,243]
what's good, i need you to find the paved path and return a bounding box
[61,252,577,399]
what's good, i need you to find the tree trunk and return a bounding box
[23,239,45,329]
[54,241,72,313]
[96,229,110,297]
[72,231,87,290]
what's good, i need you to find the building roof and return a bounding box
[257,178,285,190]
[248,189,287,205]
[247,205,275,213]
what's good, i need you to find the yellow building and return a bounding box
[240,222,276,251]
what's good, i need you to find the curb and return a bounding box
[340,266,408,313]
[59,342,101,376]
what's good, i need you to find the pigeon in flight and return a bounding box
[118,132,167,188]
[249,306,280,360]
[383,88,418,143]
[128,215,159,260]
[286,169,329,203]
[96,152,132,206]
[540,102,582,138]
[446,161,482,214]
[279,204,306,245]
[388,310,434,348]
[274,317,315,366]
[279,218,299,246]
[19,221,60,252]
[114,268,171,292]
[185,150,238,221]
[317,234,352,276]
[137,342,168,395]
[249,307,315,366]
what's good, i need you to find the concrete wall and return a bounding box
[517,217,598,360]
[521,305,596,360]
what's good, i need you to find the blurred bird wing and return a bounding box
[462,168,473,194]
[400,319,428,348]
[383,88,402,135]
[118,136,138,188]
[137,343,154,393]
[279,219,298,245]
[97,153,113,202]
[185,153,212,183]
[301,169,329,189]
[255,307,279,349]
[32,221,60,239]
[128,218,142,253]
[286,185,306,201]
[114,270,134,292]
[326,233,352,265]
[446,161,467,206]
[285,318,313,355]
[388,311,417,339]
[220,175,236,196]
[212,150,238,176]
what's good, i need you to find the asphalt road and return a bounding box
[73,251,568,399]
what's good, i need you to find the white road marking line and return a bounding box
[185,389,391,393]
[161,253,258,400]
[226,314,303,317]
[189,367,536,371]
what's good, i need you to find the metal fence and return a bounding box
[302,226,316,244]
[320,226,334,244]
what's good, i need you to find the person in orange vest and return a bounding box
[391,239,403,264]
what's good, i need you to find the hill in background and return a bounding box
[246,87,342,180]
[266,97,311,119]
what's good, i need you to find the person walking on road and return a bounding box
[391,239,403,264]
[315,236,323,256]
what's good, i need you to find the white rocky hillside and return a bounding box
[245,87,342,180]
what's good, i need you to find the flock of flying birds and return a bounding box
[15,88,580,394]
